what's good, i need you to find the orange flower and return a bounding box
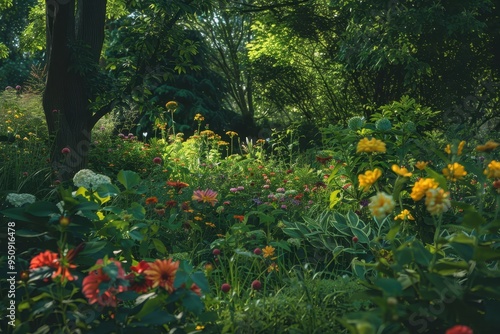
[166,180,189,193]
[30,250,59,269]
[145,197,158,205]
[144,259,179,293]
[415,161,428,170]
[262,245,276,259]
[391,165,412,177]
[192,189,218,206]
[233,215,245,222]
[82,259,127,307]
[476,140,499,152]
[191,283,202,296]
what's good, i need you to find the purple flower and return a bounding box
[230,187,238,193]
[360,199,370,208]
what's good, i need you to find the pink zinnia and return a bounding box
[82,259,127,307]
[192,189,218,206]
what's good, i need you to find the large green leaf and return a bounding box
[117,170,141,190]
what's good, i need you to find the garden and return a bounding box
[1,1,500,334]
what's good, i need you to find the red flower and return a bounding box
[221,283,231,293]
[251,280,262,290]
[30,251,59,269]
[191,283,202,296]
[126,261,153,293]
[61,147,71,155]
[445,325,473,334]
[316,156,333,165]
[82,259,127,307]
[153,157,162,164]
[165,200,178,208]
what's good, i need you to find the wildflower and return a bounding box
[226,131,238,137]
[221,283,231,293]
[126,261,153,293]
[445,325,473,334]
[415,161,428,170]
[442,162,467,181]
[425,188,451,215]
[251,280,262,290]
[444,144,451,154]
[410,178,439,201]
[276,187,285,193]
[484,160,500,179]
[391,165,412,177]
[394,209,415,221]
[358,168,382,191]
[165,200,178,208]
[316,156,333,165]
[145,197,158,205]
[166,180,189,193]
[6,193,36,207]
[153,157,162,164]
[191,283,202,296]
[61,147,71,154]
[368,192,396,220]
[192,189,218,206]
[165,101,178,111]
[144,259,180,293]
[205,222,216,228]
[212,249,221,256]
[82,259,127,307]
[356,137,386,154]
[267,262,279,272]
[457,141,466,155]
[233,215,245,222]
[52,248,79,282]
[476,140,499,152]
[262,245,276,259]
[30,251,59,269]
[194,113,205,122]
[352,236,358,243]
[253,248,262,255]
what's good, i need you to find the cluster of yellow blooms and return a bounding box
[442,162,467,182]
[356,137,386,154]
[358,168,382,192]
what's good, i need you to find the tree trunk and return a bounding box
[43,0,107,181]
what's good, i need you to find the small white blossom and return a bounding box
[6,193,36,207]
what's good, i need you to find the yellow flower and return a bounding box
[442,162,467,181]
[262,245,276,259]
[457,141,466,155]
[200,130,215,137]
[358,168,382,191]
[194,113,205,122]
[356,137,386,154]
[267,262,279,272]
[444,144,451,154]
[394,209,415,221]
[391,165,412,177]
[484,160,500,179]
[476,140,499,152]
[415,161,428,170]
[226,131,238,137]
[165,101,178,111]
[425,188,451,215]
[217,141,229,146]
[368,192,395,220]
[410,178,439,201]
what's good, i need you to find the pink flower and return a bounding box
[61,147,71,154]
[192,189,218,206]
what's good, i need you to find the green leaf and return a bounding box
[117,170,141,190]
[152,238,167,255]
[79,241,108,256]
[139,309,175,325]
[129,230,144,241]
[182,291,204,314]
[375,278,403,297]
[16,229,48,238]
[25,201,60,217]
[96,183,120,197]
[329,190,342,209]
[129,202,146,220]
[0,207,32,222]
[350,226,370,243]
[191,271,209,292]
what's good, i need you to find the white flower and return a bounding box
[6,193,36,207]
[73,169,111,190]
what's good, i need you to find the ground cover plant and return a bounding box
[1,88,499,333]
